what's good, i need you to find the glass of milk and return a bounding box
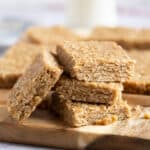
[66,0,117,28]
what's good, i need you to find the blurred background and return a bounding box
[0,0,150,45]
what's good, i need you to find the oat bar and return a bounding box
[51,94,131,127]
[55,76,123,104]
[123,50,150,94]
[0,43,47,88]
[90,26,150,49]
[8,50,63,120]
[57,41,135,82]
[23,26,80,54]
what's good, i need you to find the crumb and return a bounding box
[143,113,150,119]
[95,115,118,125]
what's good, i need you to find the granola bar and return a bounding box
[123,50,150,94]
[0,43,47,88]
[57,41,135,82]
[8,50,63,120]
[55,76,123,104]
[51,94,131,127]
[90,26,150,49]
[23,26,80,55]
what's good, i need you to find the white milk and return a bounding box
[66,0,117,28]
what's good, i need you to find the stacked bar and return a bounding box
[89,26,150,49]
[56,41,135,82]
[51,93,131,127]
[124,50,150,95]
[8,50,63,120]
[0,43,47,88]
[55,76,123,105]
[21,26,81,55]
[51,41,135,127]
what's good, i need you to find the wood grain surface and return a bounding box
[0,89,150,149]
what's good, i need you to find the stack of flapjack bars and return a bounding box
[0,26,149,127]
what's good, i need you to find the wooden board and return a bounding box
[0,90,150,149]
